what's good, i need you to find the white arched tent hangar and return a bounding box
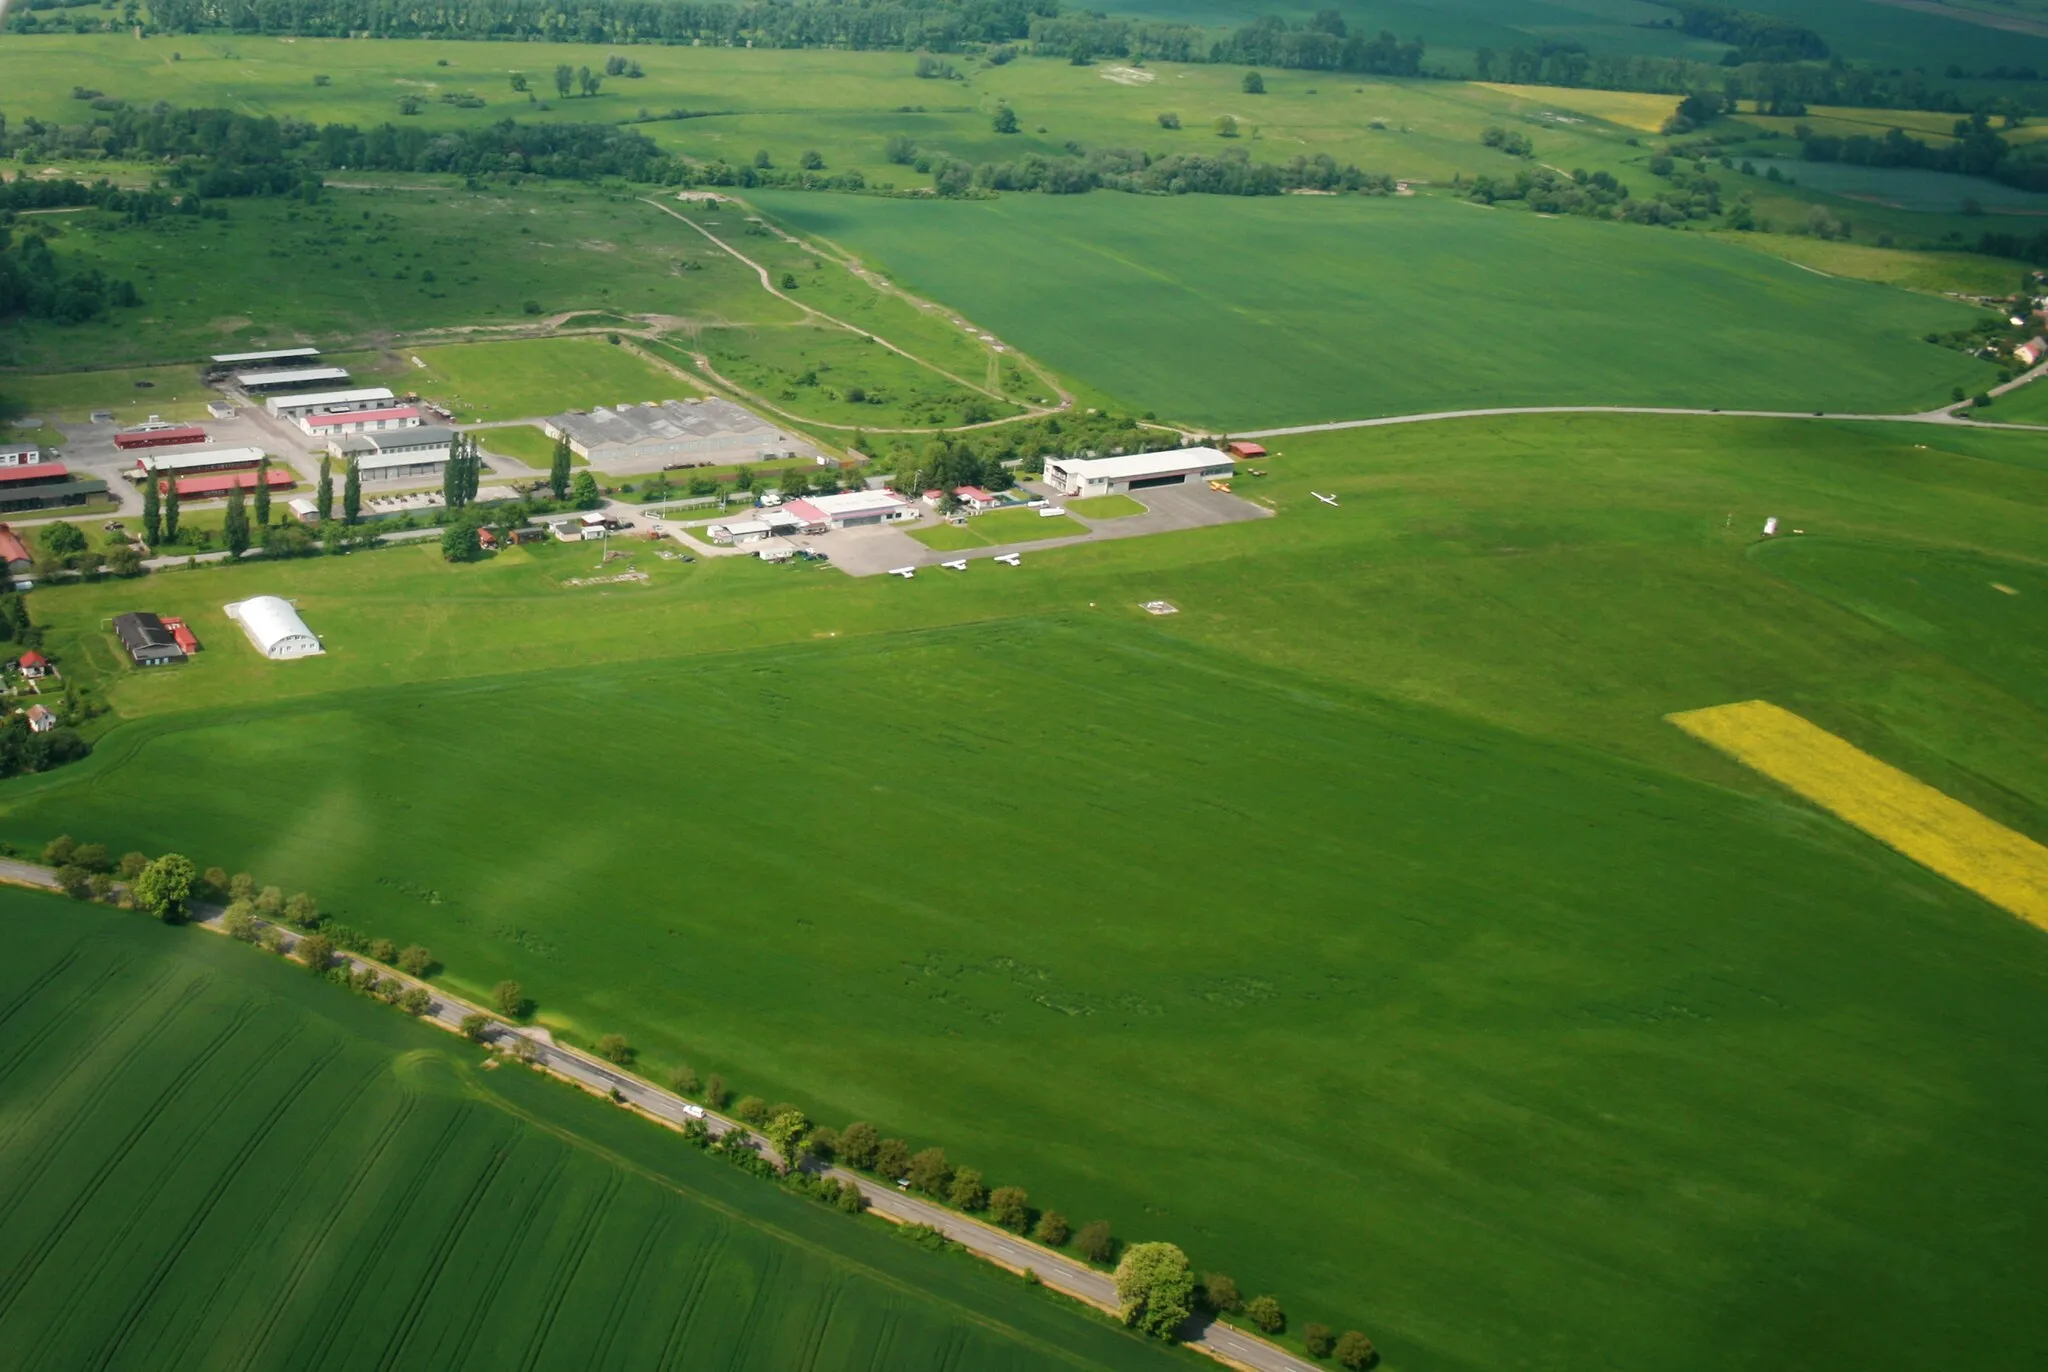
[224,596,324,659]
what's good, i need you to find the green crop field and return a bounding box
[698,324,1025,429]
[1979,378,2048,423]
[751,191,1997,429]
[0,892,1194,1372]
[7,413,2048,1371]
[348,337,700,424]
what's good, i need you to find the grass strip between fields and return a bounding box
[1669,700,2048,931]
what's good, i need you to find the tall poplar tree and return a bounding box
[141,473,161,546]
[316,453,334,522]
[549,434,572,501]
[463,434,481,503]
[343,456,361,526]
[223,483,250,556]
[253,455,272,527]
[163,478,181,542]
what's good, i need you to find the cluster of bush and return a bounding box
[891,136,1395,199]
[1480,126,1533,158]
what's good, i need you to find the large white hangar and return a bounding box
[224,596,324,659]
[1042,447,1236,497]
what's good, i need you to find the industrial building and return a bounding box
[265,388,395,422]
[171,468,295,500]
[333,426,454,481]
[112,612,187,667]
[236,366,352,393]
[133,446,266,481]
[706,508,807,545]
[210,347,320,367]
[1042,447,1235,497]
[114,425,208,451]
[782,490,916,531]
[543,398,791,467]
[225,597,323,659]
[298,405,421,438]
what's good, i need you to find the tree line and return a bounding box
[896,136,1395,198]
[1797,112,2048,193]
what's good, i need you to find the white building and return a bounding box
[1042,447,1235,497]
[0,444,41,468]
[237,366,352,393]
[298,405,422,438]
[132,446,266,478]
[211,347,320,366]
[333,426,454,481]
[782,490,916,531]
[224,596,323,659]
[266,388,396,422]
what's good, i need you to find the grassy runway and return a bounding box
[0,892,1190,1372]
[751,191,1997,429]
[8,413,2048,1372]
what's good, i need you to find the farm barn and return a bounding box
[265,388,394,423]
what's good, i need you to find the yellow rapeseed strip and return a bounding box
[1669,700,2048,932]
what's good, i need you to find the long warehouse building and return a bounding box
[236,366,352,393]
[1041,447,1236,497]
[266,388,397,422]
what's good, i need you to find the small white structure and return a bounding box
[781,490,916,531]
[224,596,323,659]
[1763,517,1779,537]
[1042,447,1235,497]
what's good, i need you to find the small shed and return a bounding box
[1226,441,1267,459]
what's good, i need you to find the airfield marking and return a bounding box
[1670,700,2048,932]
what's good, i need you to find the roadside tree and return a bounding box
[835,1180,866,1213]
[72,842,109,872]
[493,979,527,1017]
[948,1168,986,1211]
[1075,1220,1116,1265]
[460,1013,491,1041]
[398,986,431,1015]
[133,853,197,923]
[668,1063,701,1095]
[1033,1211,1070,1246]
[875,1137,912,1180]
[838,1120,879,1168]
[284,892,318,927]
[1334,1330,1377,1368]
[987,1186,1029,1231]
[906,1147,951,1195]
[735,1095,769,1125]
[596,1033,634,1064]
[1304,1323,1334,1357]
[704,1073,728,1107]
[398,944,433,975]
[297,933,335,973]
[1245,1295,1285,1334]
[1114,1242,1194,1339]
[41,834,75,866]
[765,1108,810,1161]
[1201,1272,1241,1312]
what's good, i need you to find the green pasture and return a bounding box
[1710,231,2032,296]
[5,183,778,372]
[1974,377,2048,423]
[753,190,1997,428]
[0,364,214,426]
[477,423,582,467]
[1065,494,1147,518]
[909,508,1087,548]
[358,336,697,424]
[0,894,1192,1372]
[697,324,1022,429]
[8,413,2048,1371]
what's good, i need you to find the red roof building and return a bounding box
[0,462,72,488]
[301,405,421,432]
[171,468,296,499]
[18,650,48,674]
[113,426,208,451]
[0,526,30,569]
[1226,441,1267,459]
[159,617,201,653]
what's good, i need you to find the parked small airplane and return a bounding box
[941,559,968,571]
[1312,492,1340,507]
[887,566,916,579]
[994,553,1022,566]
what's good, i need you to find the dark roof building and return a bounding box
[111,612,188,667]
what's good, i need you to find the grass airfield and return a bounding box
[9,412,2048,1371]
[0,892,1192,1372]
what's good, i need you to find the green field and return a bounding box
[0,892,1196,1371]
[475,423,584,467]
[1065,494,1148,519]
[8,413,2048,1370]
[909,508,1087,547]
[752,191,1997,428]
[1976,377,2048,424]
[0,364,217,426]
[698,323,1024,428]
[354,337,699,424]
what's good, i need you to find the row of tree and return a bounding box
[902,140,1395,198]
[1798,112,2048,193]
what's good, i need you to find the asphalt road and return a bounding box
[0,864,1316,1372]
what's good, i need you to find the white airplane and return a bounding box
[887,566,916,579]
[941,559,968,571]
[1312,492,1340,507]
[994,553,1022,566]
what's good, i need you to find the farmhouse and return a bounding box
[954,486,1001,512]
[782,490,916,531]
[297,405,422,439]
[236,366,352,393]
[544,398,790,467]
[25,704,55,734]
[2017,337,2048,366]
[0,526,31,572]
[1043,447,1235,497]
[224,597,323,659]
[111,612,188,667]
[114,423,208,452]
[333,426,454,481]
[17,649,49,679]
[265,388,396,423]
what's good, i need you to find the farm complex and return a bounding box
[3,15,2048,1372]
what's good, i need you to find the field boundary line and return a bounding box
[1670,699,2048,931]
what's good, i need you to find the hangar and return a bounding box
[224,596,324,659]
[1042,447,1236,497]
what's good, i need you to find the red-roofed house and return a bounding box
[25,704,55,734]
[297,405,423,438]
[159,617,201,654]
[1226,441,1267,459]
[0,525,31,572]
[954,485,1001,512]
[17,650,49,679]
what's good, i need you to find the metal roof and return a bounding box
[549,398,780,450]
[211,347,320,364]
[1045,447,1235,480]
[268,387,394,411]
[235,366,352,389]
[136,446,266,473]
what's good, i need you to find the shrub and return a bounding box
[596,1033,634,1065]
[394,944,433,975]
[992,103,1019,134]
[72,842,110,872]
[1034,1211,1070,1246]
[1304,1323,1334,1358]
[371,938,398,963]
[1157,111,1180,129]
[948,1168,986,1211]
[1114,1242,1194,1340]
[1075,1220,1116,1265]
[987,1186,1030,1231]
[398,986,431,1015]
[1246,1295,1285,1334]
[906,1147,952,1195]
[296,933,335,973]
[1202,1272,1241,1312]
[704,1073,728,1108]
[839,1121,880,1169]
[1242,70,1265,94]
[875,1137,912,1180]
[1335,1331,1377,1368]
[669,1063,701,1095]
[835,1179,866,1213]
[41,834,75,867]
